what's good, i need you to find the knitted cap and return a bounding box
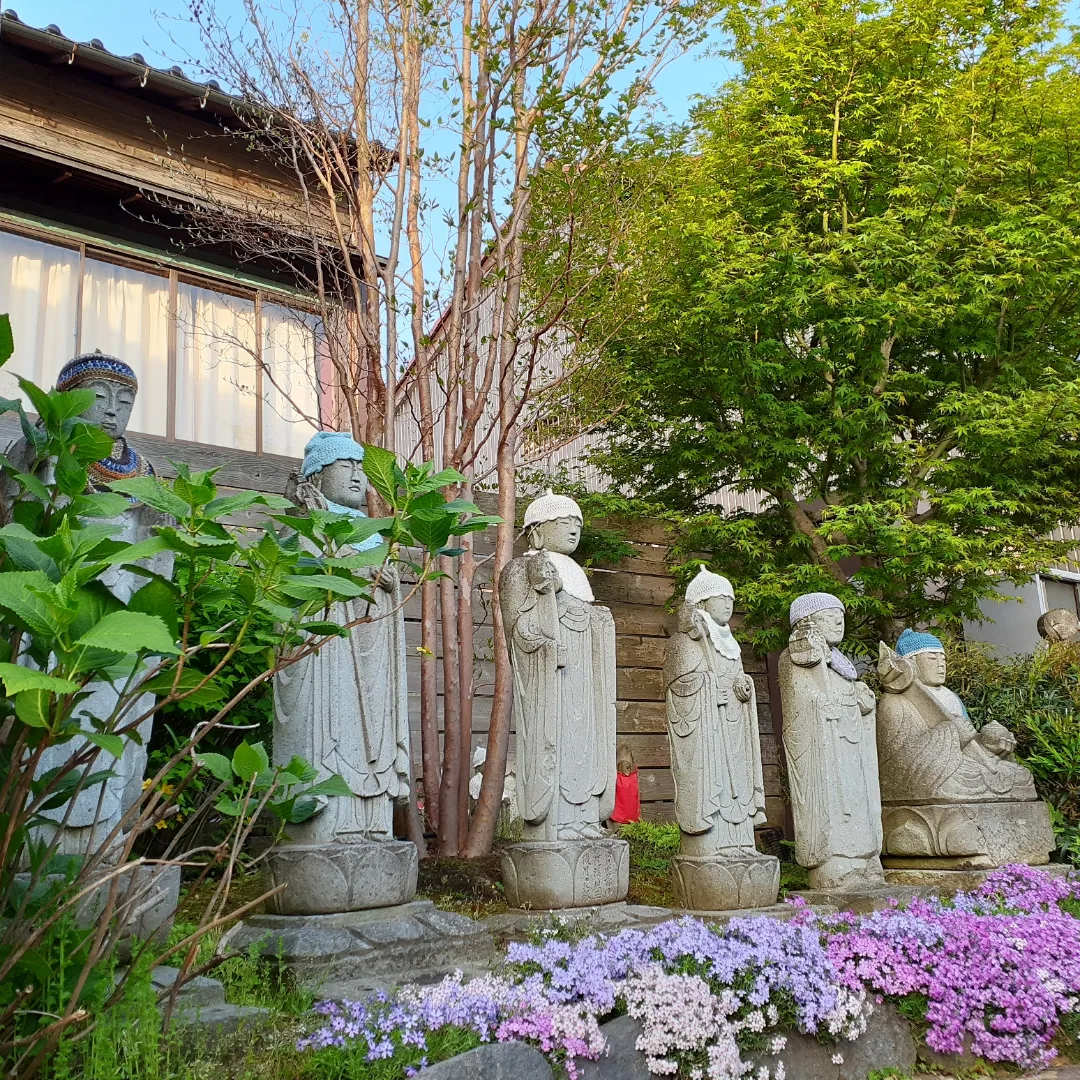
[523,489,582,529]
[56,351,138,393]
[302,430,366,478]
[789,592,845,626]
[685,565,734,606]
[895,628,945,657]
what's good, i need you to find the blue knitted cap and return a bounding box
[789,592,844,626]
[896,628,944,657]
[302,431,365,478]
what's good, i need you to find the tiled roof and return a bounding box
[0,9,240,117]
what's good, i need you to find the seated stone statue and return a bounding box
[877,629,1053,872]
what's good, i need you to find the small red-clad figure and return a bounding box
[611,743,641,825]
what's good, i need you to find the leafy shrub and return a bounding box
[945,639,1080,865]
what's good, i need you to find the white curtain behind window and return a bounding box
[0,230,79,403]
[80,259,170,438]
[175,284,258,451]
[261,303,321,457]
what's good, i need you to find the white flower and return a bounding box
[769,1036,787,1054]
[831,1053,845,1065]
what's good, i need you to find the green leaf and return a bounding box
[141,667,225,708]
[412,467,467,495]
[194,752,232,783]
[69,492,134,518]
[0,313,13,366]
[96,536,171,567]
[282,755,319,784]
[83,731,125,759]
[328,543,390,569]
[0,524,57,576]
[75,610,180,656]
[299,620,348,637]
[0,570,58,635]
[54,451,87,499]
[107,478,189,518]
[67,581,123,642]
[51,388,96,423]
[127,578,181,640]
[15,688,51,728]
[232,740,270,781]
[17,377,55,426]
[306,773,354,798]
[361,445,401,507]
[0,663,80,695]
[281,574,367,599]
[156,526,236,557]
[14,472,51,503]
[405,507,454,551]
[66,423,116,464]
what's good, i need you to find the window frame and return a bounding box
[0,217,323,457]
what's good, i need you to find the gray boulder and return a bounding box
[419,1041,553,1079]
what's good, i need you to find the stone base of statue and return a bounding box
[264,841,418,916]
[807,854,886,892]
[881,800,1054,871]
[501,839,629,909]
[884,862,1071,891]
[222,899,495,998]
[672,852,780,911]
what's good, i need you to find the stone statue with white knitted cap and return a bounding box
[876,629,1053,882]
[778,592,885,890]
[266,431,416,915]
[497,490,627,908]
[665,567,779,910]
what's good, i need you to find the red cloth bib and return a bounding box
[612,769,641,824]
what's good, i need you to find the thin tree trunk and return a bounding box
[419,578,441,831]
[436,558,462,855]
[456,522,475,851]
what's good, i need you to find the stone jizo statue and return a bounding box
[876,629,1053,874]
[1037,607,1080,645]
[8,353,173,858]
[498,490,627,908]
[665,567,779,910]
[269,431,416,914]
[778,592,884,891]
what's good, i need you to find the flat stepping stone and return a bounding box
[418,1040,553,1078]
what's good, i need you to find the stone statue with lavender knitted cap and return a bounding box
[778,592,885,891]
[497,490,627,908]
[5,352,174,859]
[665,567,779,910]
[876,629,1053,881]
[266,431,415,915]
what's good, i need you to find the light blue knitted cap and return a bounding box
[896,628,944,657]
[302,431,365,478]
[789,592,844,626]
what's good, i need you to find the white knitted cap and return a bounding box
[789,591,845,626]
[523,490,583,529]
[685,565,734,607]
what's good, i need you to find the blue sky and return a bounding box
[11,0,729,125]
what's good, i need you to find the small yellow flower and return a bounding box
[154,819,169,830]
[161,783,175,797]
[142,778,152,790]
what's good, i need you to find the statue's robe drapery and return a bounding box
[273,559,410,842]
[5,435,173,853]
[779,641,882,870]
[877,678,1036,804]
[499,550,616,841]
[666,611,766,856]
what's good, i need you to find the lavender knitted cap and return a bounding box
[789,591,844,626]
[302,431,365,478]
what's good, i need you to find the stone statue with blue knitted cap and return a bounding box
[778,592,885,890]
[266,431,416,915]
[497,490,627,909]
[665,567,779,910]
[876,629,1053,880]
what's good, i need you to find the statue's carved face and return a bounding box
[703,593,734,625]
[808,607,845,646]
[914,649,947,686]
[528,516,581,555]
[317,457,368,510]
[80,378,135,439]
